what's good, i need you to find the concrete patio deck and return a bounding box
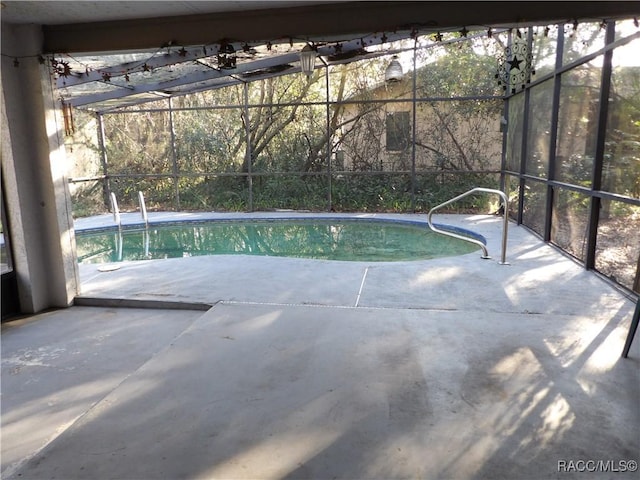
[2,212,638,479]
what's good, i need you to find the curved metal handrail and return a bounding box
[109,192,121,230]
[138,191,148,227]
[427,187,509,264]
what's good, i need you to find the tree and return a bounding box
[71,32,508,213]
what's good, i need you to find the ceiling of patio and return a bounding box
[2,1,638,112]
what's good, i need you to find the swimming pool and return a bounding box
[75,218,484,263]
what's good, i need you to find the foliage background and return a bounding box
[68,32,506,217]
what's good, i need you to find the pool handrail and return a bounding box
[109,192,121,230]
[138,191,148,227]
[427,187,509,265]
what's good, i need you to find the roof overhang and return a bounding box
[38,2,640,54]
[3,1,639,112]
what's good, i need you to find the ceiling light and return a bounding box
[385,55,403,83]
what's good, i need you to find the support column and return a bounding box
[543,26,564,242]
[410,38,418,211]
[1,23,79,313]
[243,82,253,211]
[321,57,332,211]
[96,113,111,209]
[168,97,180,210]
[585,22,615,270]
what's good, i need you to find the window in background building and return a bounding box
[386,111,410,151]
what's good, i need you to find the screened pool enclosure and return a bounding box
[61,19,639,294]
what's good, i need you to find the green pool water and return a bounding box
[76,219,481,264]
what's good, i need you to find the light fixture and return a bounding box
[385,55,403,83]
[299,44,316,78]
[217,42,237,69]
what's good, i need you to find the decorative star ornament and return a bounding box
[495,36,534,94]
[508,56,523,71]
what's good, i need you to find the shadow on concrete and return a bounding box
[4,299,638,480]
